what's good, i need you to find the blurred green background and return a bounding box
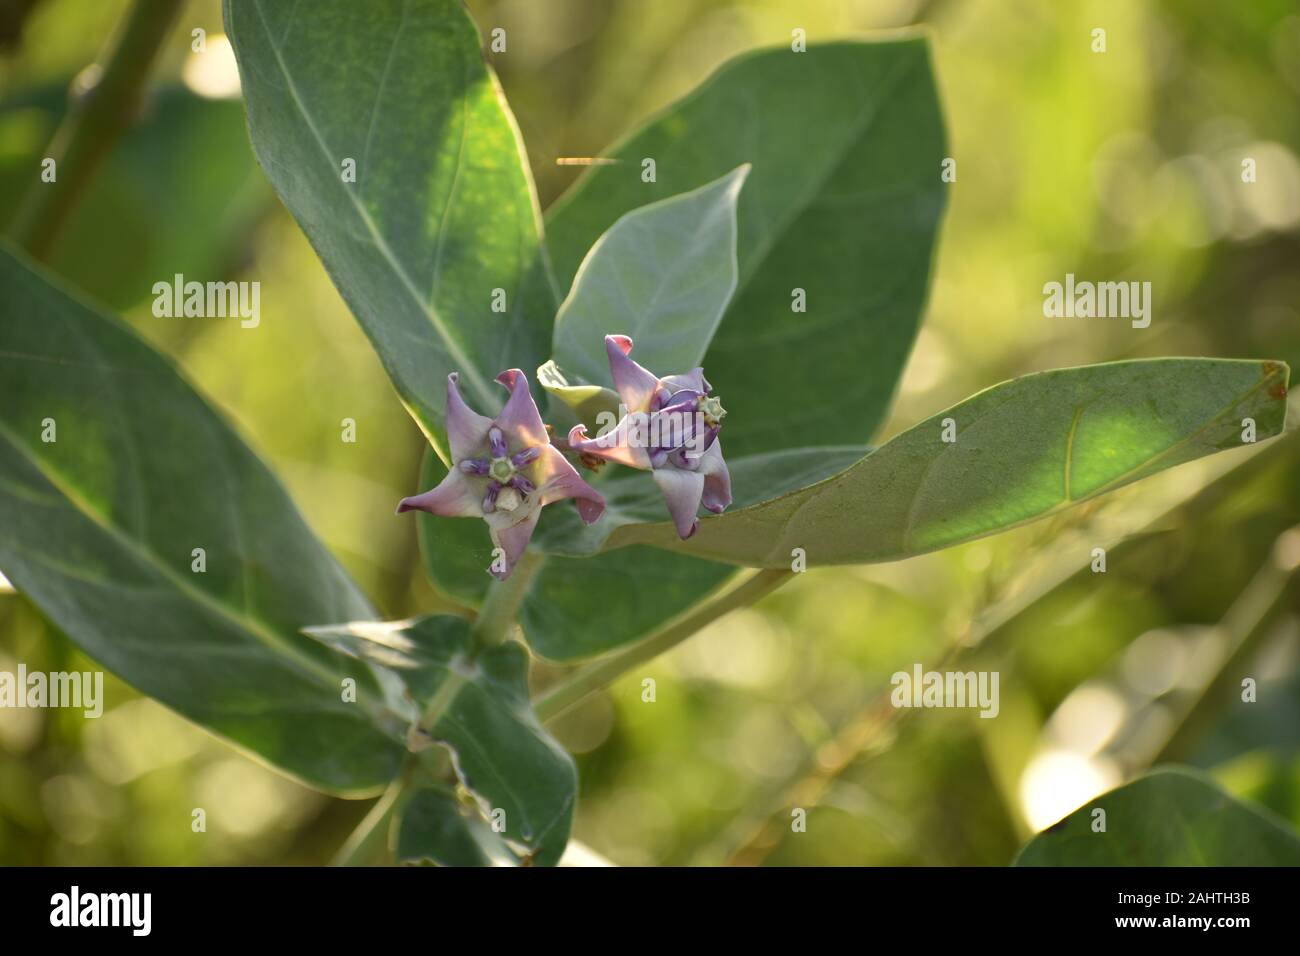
[2,0,1299,865]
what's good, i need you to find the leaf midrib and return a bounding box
[0,417,391,724]
[241,0,496,410]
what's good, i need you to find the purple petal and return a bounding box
[445,373,494,462]
[488,426,508,459]
[487,510,541,580]
[605,335,661,413]
[658,388,702,413]
[396,470,484,518]
[482,481,501,514]
[661,367,709,395]
[698,438,731,514]
[668,423,719,468]
[511,474,537,496]
[649,402,703,454]
[652,467,706,539]
[567,418,653,470]
[459,457,491,476]
[534,445,606,524]
[494,369,549,448]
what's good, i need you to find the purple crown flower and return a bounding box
[567,334,731,539]
[398,369,605,579]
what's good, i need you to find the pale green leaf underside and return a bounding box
[609,359,1290,567]
[0,245,404,794]
[1014,767,1300,865]
[225,0,554,449]
[551,165,749,388]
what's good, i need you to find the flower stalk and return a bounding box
[470,549,543,650]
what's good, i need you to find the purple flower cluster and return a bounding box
[399,336,731,578]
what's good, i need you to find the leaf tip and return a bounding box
[1261,360,1289,402]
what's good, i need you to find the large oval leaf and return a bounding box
[610,359,1290,566]
[545,38,947,456]
[1014,767,1300,865]
[0,246,404,793]
[225,0,555,450]
[550,165,748,389]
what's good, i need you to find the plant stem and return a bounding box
[469,548,542,650]
[334,547,543,865]
[331,778,403,867]
[534,568,794,722]
[335,554,775,864]
[8,0,184,259]
[331,747,451,866]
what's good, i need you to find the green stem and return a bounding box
[333,547,543,865]
[534,568,794,722]
[469,548,542,650]
[331,777,403,867]
[8,0,184,259]
[332,747,451,866]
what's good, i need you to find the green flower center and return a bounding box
[699,394,726,428]
[490,458,515,482]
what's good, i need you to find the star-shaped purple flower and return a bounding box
[567,335,731,539]
[398,369,606,579]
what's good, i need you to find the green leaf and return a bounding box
[224,0,554,449]
[550,165,749,390]
[305,615,577,865]
[609,359,1290,566]
[545,39,947,456]
[522,547,735,662]
[395,787,494,866]
[0,245,404,794]
[1014,767,1300,865]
